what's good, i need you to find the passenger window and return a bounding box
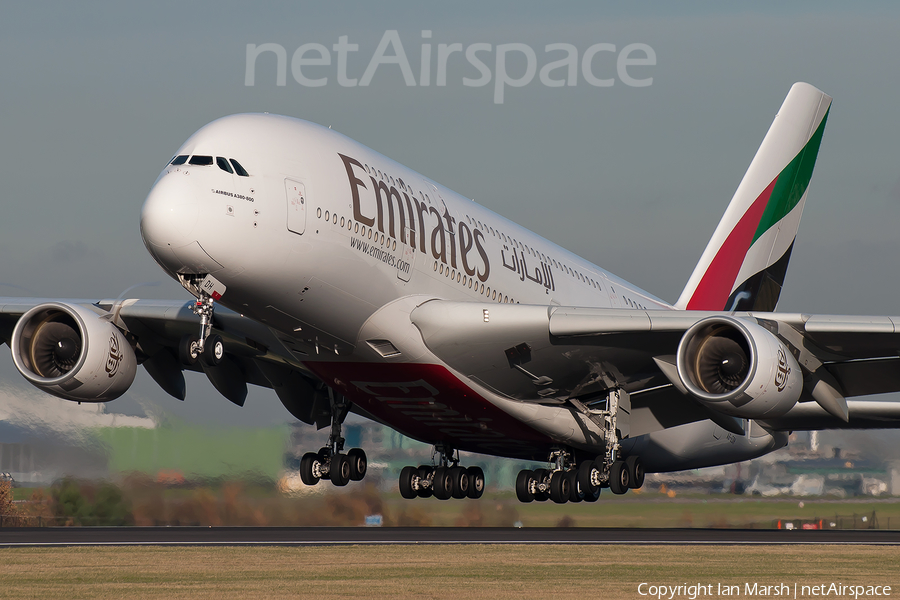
[216,157,234,174]
[230,159,249,177]
[189,155,213,166]
[170,155,188,165]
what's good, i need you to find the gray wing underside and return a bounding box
[409,301,900,434]
[0,297,331,427]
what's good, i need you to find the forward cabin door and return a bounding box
[285,179,306,235]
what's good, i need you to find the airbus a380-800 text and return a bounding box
[4,83,900,504]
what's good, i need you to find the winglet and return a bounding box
[676,83,831,312]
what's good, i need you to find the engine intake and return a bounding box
[676,316,801,419]
[11,302,137,402]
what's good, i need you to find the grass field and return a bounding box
[0,545,897,599]
[378,492,900,529]
[10,482,900,529]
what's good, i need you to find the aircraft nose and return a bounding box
[141,171,200,248]
[140,171,200,272]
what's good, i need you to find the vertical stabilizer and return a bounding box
[675,83,831,312]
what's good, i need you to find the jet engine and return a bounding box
[676,316,801,419]
[10,302,137,402]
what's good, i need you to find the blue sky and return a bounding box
[2,2,900,443]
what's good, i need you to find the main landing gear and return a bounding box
[515,451,644,504]
[298,390,368,487]
[515,388,645,504]
[398,445,485,500]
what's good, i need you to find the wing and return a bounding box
[409,300,900,435]
[0,297,331,427]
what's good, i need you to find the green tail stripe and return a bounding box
[751,107,829,245]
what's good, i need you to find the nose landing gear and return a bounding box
[177,274,227,367]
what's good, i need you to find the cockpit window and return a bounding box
[216,156,234,174]
[170,155,188,165]
[230,159,249,177]
[189,155,214,166]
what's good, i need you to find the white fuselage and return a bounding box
[139,114,785,466]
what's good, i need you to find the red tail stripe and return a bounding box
[686,177,778,310]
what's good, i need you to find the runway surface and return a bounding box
[1,527,899,546]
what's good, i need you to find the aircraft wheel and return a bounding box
[317,447,331,480]
[178,334,201,366]
[299,452,320,486]
[433,467,453,500]
[549,470,570,504]
[331,453,351,487]
[399,466,418,499]
[515,469,535,503]
[532,468,550,502]
[625,455,644,489]
[577,460,600,500]
[609,460,630,495]
[466,466,485,499]
[202,334,224,366]
[566,469,584,503]
[417,466,434,498]
[450,466,469,499]
[347,448,367,481]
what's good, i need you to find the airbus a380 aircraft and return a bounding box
[4,83,900,504]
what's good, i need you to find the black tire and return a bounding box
[577,460,600,500]
[532,468,550,502]
[466,466,485,499]
[550,470,570,504]
[417,466,434,498]
[433,467,453,500]
[515,469,535,503]
[399,466,418,499]
[450,466,469,499]
[178,334,200,366]
[566,469,584,503]
[609,460,630,495]
[202,334,224,366]
[625,455,644,489]
[299,452,320,486]
[317,447,331,480]
[348,448,368,481]
[331,453,351,487]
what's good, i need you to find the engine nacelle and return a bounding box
[10,302,137,402]
[676,316,802,419]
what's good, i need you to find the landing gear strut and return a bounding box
[178,275,227,367]
[515,388,645,503]
[398,444,485,501]
[298,389,367,487]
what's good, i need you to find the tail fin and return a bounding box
[675,82,831,312]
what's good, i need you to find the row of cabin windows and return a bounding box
[462,213,604,292]
[170,155,249,177]
[362,163,434,207]
[432,260,515,304]
[314,204,517,304]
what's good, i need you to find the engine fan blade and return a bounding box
[31,321,81,378]
[697,336,749,394]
